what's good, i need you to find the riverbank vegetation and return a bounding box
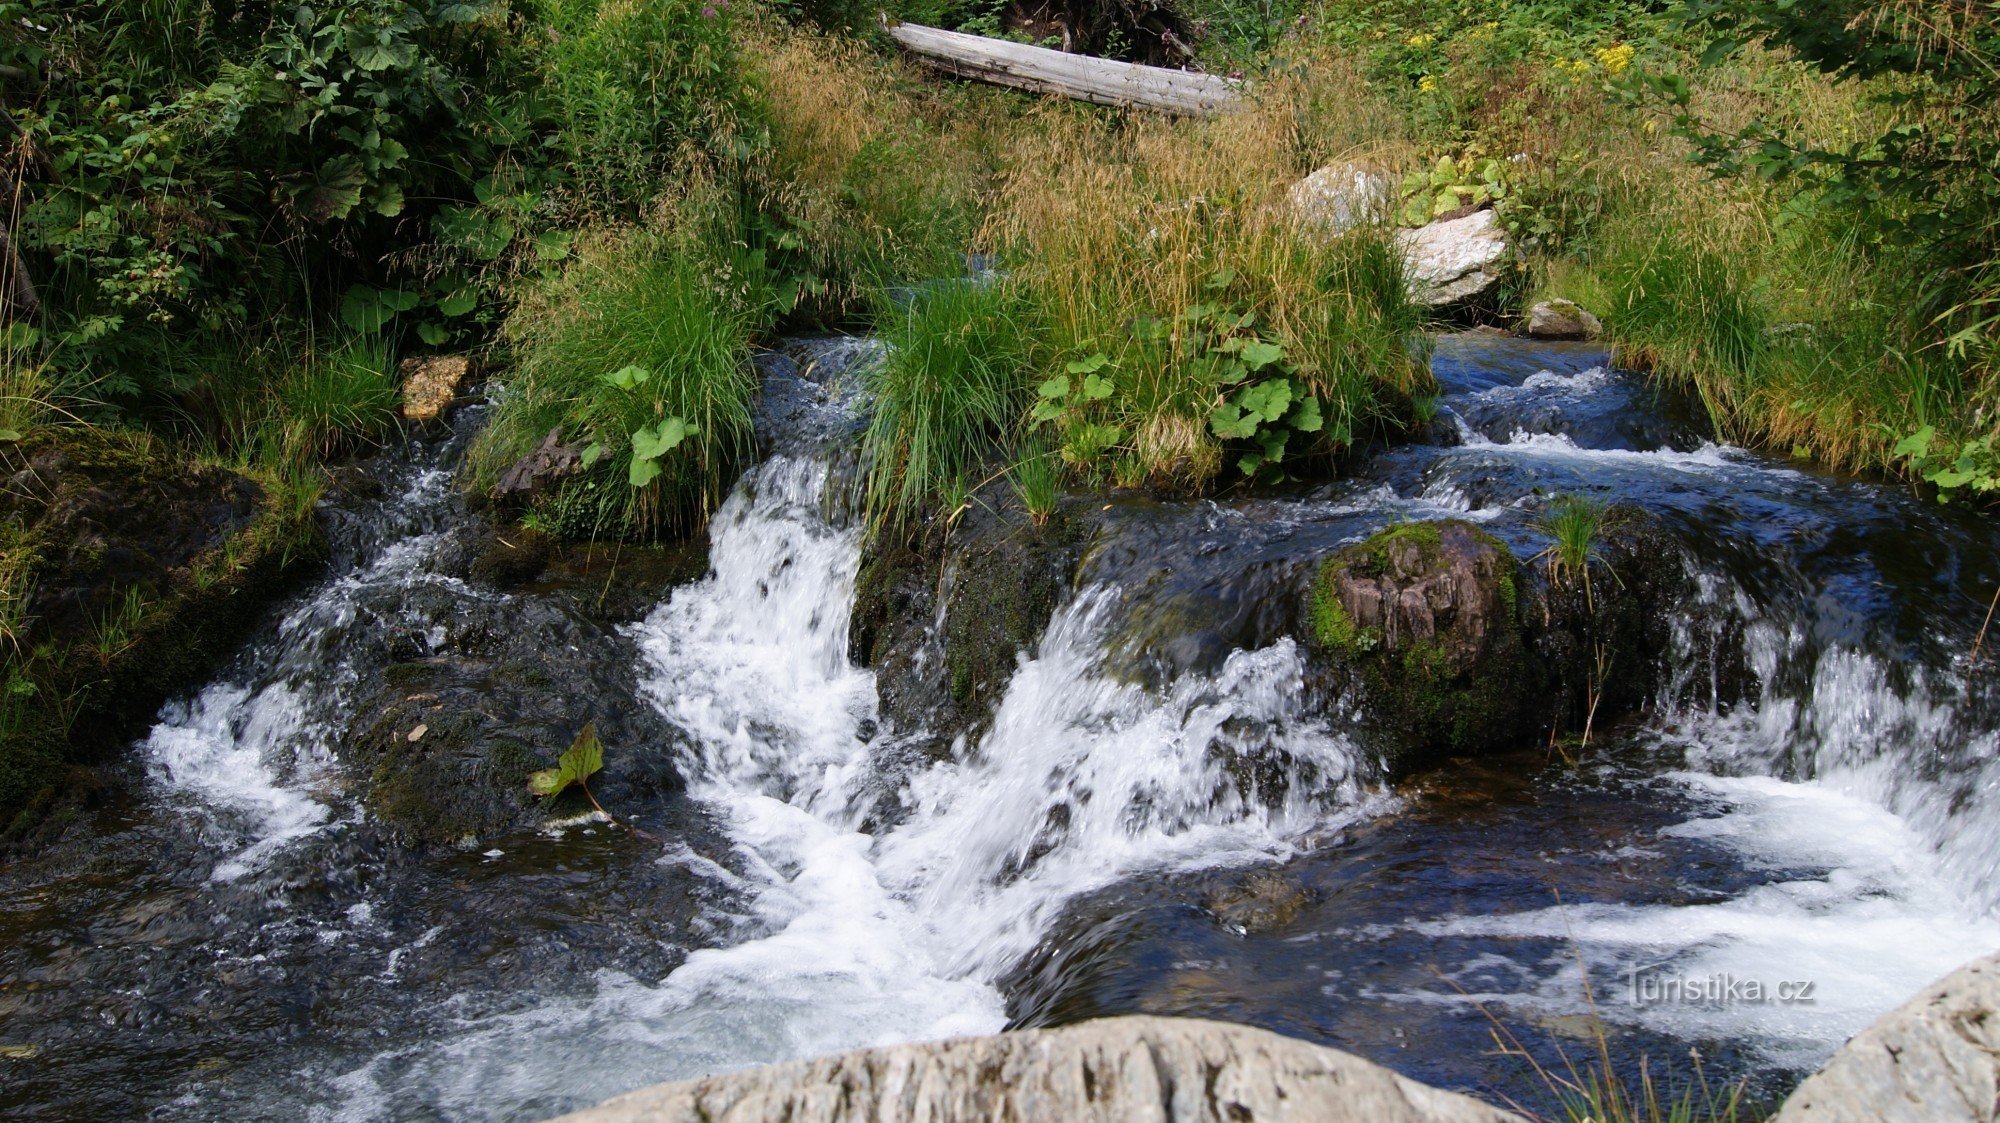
[0,0,1994,812]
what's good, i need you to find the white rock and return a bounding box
[1394,209,1509,306]
[1773,951,2000,1123]
[548,1015,1528,1123]
[1289,164,1396,234]
[1525,299,1602,340]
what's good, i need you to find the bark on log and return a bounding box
[887,21,1242,116]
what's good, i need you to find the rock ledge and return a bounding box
[550,1015,1524,1123]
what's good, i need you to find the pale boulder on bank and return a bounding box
[549,1015,1526,1123]
[1288,164,1512,306]
[1772,950,2000,1123]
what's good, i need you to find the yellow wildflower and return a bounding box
[1405,32,1434,48]
[1595,43,1634,76]
[1418,75,1439,92]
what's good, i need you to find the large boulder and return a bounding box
[1289,163,1396,234]
[549,1015,1526,1123]
[400,354,477,424]
[1394,209,1510,306]
[1773,951,2000,1123]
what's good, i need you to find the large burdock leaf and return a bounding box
[529,723,605,799]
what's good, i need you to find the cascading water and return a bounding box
[7,332,2000,1120]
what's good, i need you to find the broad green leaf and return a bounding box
[1290,393,1324,433]
[1240,340,1285,370]
[416,321,449,346]
[1209,400,1257,440]
[1031,399,1065,423]
[631,417,694,461]
[1081,373,1114,400]
[0,429,20,442]
[437,287,479,317]
[1037,375,1070,400]
[1892,425,1936,459]
[1206,266,1237,290]
[580,442,603,469]
[628,454,662,488]
[1239,379,1293,423]
[528,723,606,798]
[602,364,650,390]
[1065,352,1110,375]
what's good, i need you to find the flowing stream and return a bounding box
[2,334,1998,1119]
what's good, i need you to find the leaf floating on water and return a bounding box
[528,722,605,800]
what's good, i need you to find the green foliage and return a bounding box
[528,722,605,800]
[863,278,1032,525]
[272,336,402,459]
[474,224,759,538]
[1400,155,1510,226]
[3,0,748,443]
[1009,446,1059,526]
[1896,426,2000,503]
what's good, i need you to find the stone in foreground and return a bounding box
[549,1016,1525,1123]
[1774,951,2000,1123]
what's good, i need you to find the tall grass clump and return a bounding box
[474,217,759,538]
[269,336,402,460]
[863,277,1032,526]
[988,64,1428,491]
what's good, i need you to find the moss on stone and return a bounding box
[0,430,323,848]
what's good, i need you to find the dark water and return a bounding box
[2,334,1997,1120]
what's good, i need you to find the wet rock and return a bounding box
[399,355,477,424]
[1773,951,2000,1123]
[1395,209,1510,306]
[492,427,584,501]
[550,1015,1527,1123]
[0,430,320,846]
[344,528,704,846]
[1306,521,1534,771]
[1524,299,1602,341]
[852,491,1089,764]
[1290,163,1395,233]
[1205,870,1315,934]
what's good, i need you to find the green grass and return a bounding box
[862,277,1033,527]
[1533,493,1608,590]
[474,225,759,539]
[269,336,402,460]
[1009,444,1059,525]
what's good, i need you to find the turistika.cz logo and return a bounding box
[1623,963,1817,1008]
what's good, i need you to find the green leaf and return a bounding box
[0,429,20,442]
[416,321,449,346]
[1037,375,1070,400]
[1289,393,1324,433]
[1239,379,1294,423]
[528,723,606,799]
[1065,352,1110,375]
[631,417,694,461]
[1892,425,1936,460]
[1031,399,1065,423]
[1081,373,1114,400]
[580,442,603,469]
[1239,340,1285,370]
[628,455,662,488]
[437,287,479,318]
[1209,400,1258,440]
[1206,266,1237,290]
[534,230,572,262]
[602,364,650,390]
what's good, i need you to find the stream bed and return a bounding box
[2,334,1997,1120]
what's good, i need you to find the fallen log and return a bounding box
[887,21,1242,116]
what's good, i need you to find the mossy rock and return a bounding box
[1305,520,1537,774]
[852,489,1089,763]
[0,428,323,848]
